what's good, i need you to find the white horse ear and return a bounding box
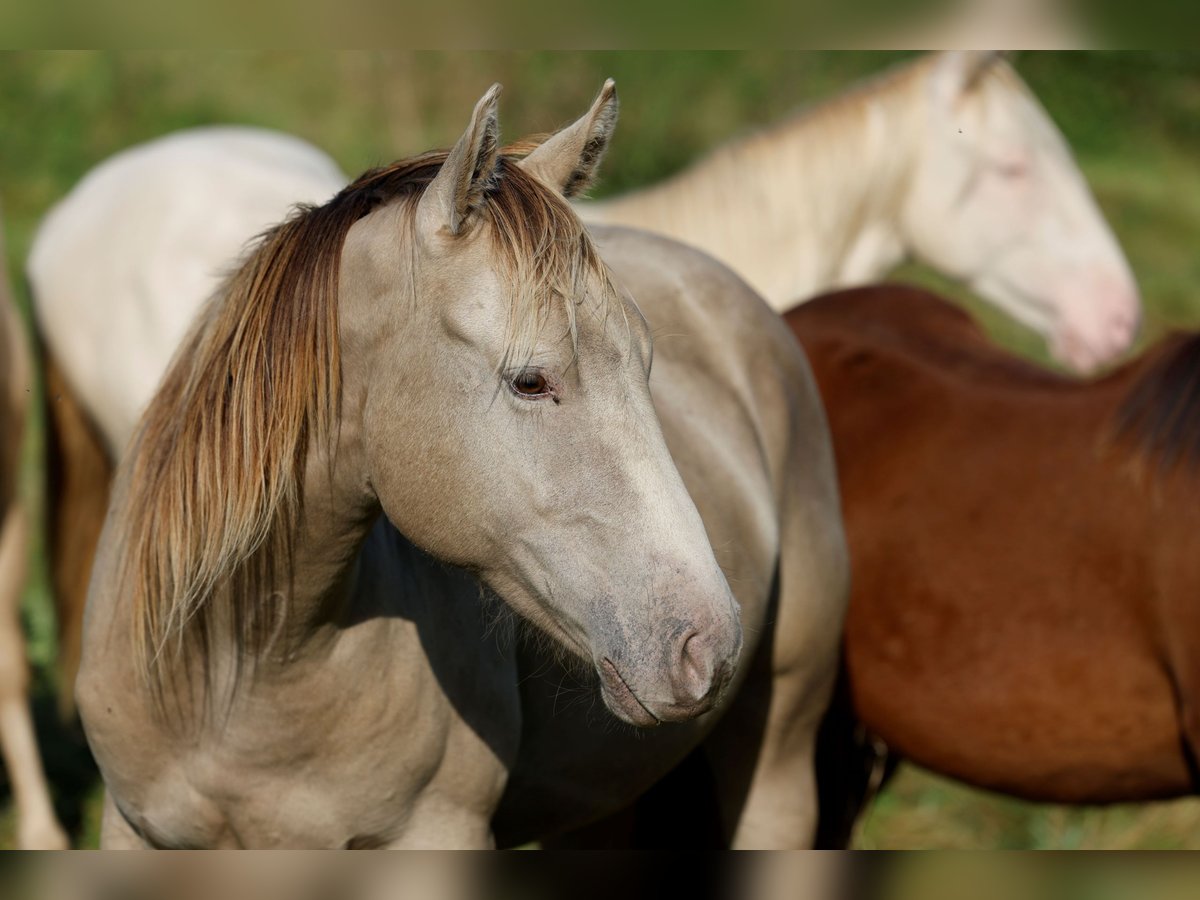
[932,51,1006,106]
[520,79,618,199]
[419,83,502,236]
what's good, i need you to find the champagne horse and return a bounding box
[61,84,846,847]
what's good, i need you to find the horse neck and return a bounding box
[585,66,925,308]
[183,421,379,686]
[271,443,380,654]
[186,491,362,720]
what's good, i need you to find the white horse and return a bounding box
[584,51,1141,374]
[32,127,348,461]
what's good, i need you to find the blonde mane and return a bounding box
[584,56,933,303]
[123,146,614,683]
[721,53,1034,214]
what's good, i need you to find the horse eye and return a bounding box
[511,370,549,397]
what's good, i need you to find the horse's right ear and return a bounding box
[418,84,502,237]
[520,79,618,199]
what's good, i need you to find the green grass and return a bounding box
[879,855,1200,900]
[2,51,1199,850]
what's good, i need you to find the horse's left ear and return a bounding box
[520,79,618,199]
[419,83,502,237]
[932,51,1007,104]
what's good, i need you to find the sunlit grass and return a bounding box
[856,766,1200,850]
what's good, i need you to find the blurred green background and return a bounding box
[2,51,1200,850]
[876,856,1200,900]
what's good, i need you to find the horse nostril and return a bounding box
[672,630,716,705]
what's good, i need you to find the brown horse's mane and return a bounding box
[797,285,1200,480]
[123,144,612,685]
[1114,331,1200,475]
[794,285,1072,393]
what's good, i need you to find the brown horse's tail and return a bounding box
[43,347,112,720]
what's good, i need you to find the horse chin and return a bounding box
[597,658,661,727]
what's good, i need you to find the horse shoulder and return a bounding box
[592,222,818,494]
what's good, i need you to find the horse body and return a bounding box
[0,223,69,849]
[788,285,1200,813]
[29,126,347,459]
[584,52,1140,374]
[71,86,844,848]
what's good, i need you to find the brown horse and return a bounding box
[784,284,1200,844]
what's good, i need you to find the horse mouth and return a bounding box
[599,658,660,727]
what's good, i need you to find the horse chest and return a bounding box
[118,629,509,848]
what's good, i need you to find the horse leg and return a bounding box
[569,674,868,849]
[0,502,68,849]
[813,665,893,848]
[43,352,113,720]
[702,639,836,848]
[535,636,839,849]
[626,592,840,850]
[708,462,849,849]
[613,463,847,848]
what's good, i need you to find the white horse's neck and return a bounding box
[583,63,927,310]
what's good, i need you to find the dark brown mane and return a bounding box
[1114,331,1200,475]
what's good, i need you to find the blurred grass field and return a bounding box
[1,51,1199,850]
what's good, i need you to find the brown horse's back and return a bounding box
[788,285,1198,806]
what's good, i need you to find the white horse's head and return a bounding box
[901,52,1140,373]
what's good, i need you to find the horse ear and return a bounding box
[931,51,1005,105]
[520,79,618,199]
[418,83,502,236]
